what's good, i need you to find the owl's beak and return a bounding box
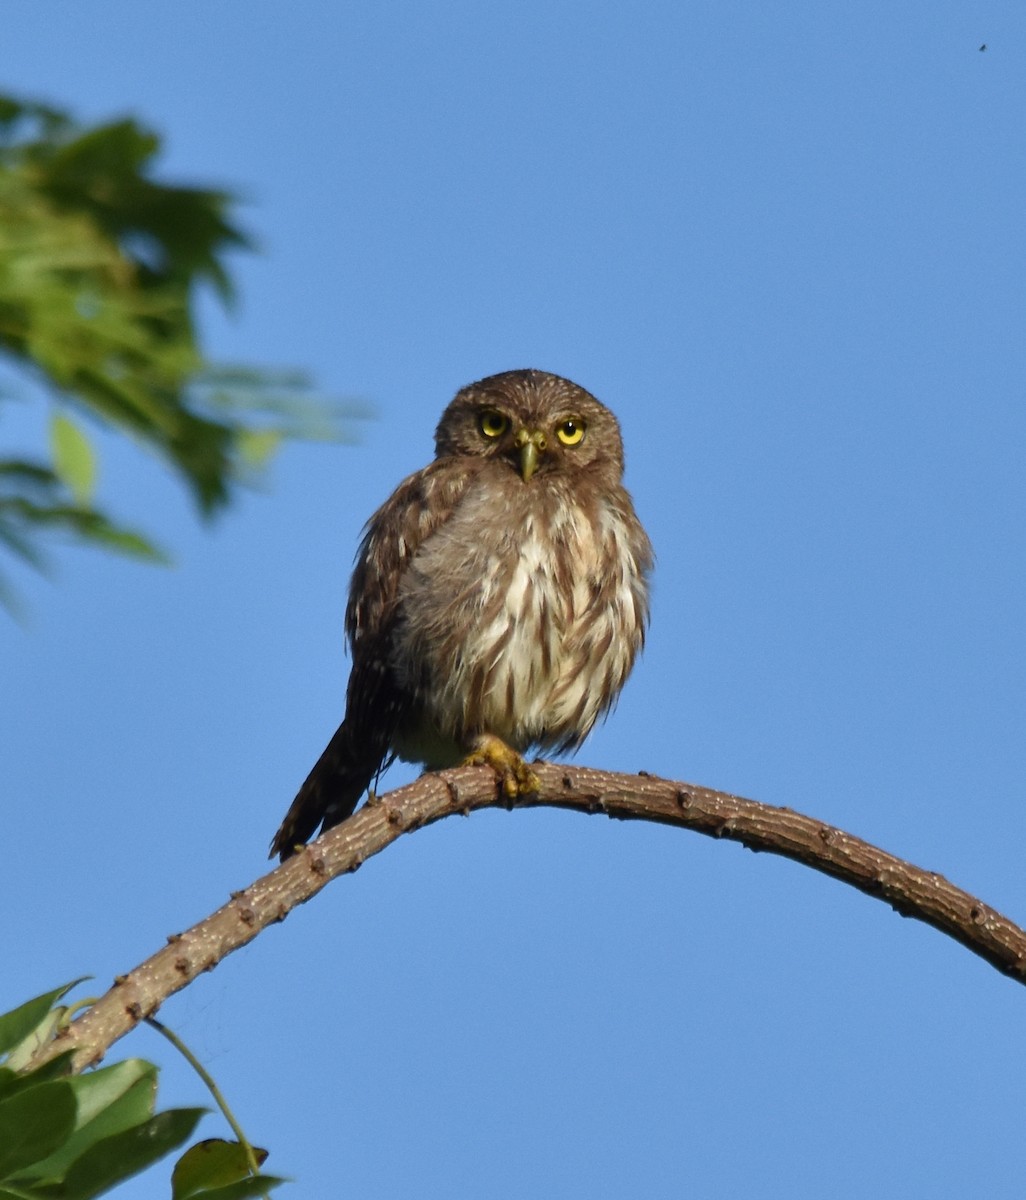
[514,427,548,482]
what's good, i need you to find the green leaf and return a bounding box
[0,460,62,492]
[48,413,96,505]
[20,1060,159,1183]
[0,499,167,563]
[0,1053,76,1102]
[56,1107,205,1200]
[3,1011,63,1073]
[234,429,282,469]
[182,1175,287,1200]
[171,1139,270,1200]
[0,1080,76,1179]
[52,509,166,562]
[68,1060,155,1130]
[0,94,68,145]
[0,982,86,1059]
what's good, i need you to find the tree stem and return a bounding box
[29,763,1026,1074]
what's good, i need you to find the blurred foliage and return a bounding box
[0,93,366,610]
[0,984,285,1198]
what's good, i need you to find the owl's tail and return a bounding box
[269,720,382,861]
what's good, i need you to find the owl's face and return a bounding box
[433,369,626,483]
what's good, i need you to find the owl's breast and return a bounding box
[389,473,648,766]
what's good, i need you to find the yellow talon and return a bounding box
[461,733,540,799]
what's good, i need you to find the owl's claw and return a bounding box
[462,733,540,800]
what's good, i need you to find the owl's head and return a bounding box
[434,369,626,482]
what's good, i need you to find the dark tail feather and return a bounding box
[270,721,380,861]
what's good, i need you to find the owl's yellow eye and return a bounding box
[479,409,509,439]
[556,417,586,446]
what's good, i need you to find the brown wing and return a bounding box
[269,459,474,859]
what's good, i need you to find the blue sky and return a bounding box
[4,2,1026,1197]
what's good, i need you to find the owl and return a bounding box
[270,368,653,860]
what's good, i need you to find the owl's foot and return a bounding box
[462,733,540,800]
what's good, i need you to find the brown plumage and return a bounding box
[270,369,653,860]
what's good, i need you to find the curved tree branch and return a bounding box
[33,763,1026,1072]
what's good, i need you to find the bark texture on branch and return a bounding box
[33,764,1026,1073]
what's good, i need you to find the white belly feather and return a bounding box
[390,476,647,767]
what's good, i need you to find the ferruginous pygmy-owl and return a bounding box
[270,368,653,860]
